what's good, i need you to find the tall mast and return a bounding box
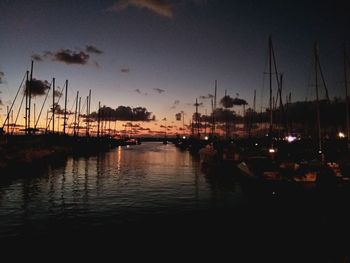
[87,89,91,136]
[74,91,79,136]
[344,44,350,150]
[97,101,101,137]
[213,80,217,135]
[86,96,89,136]
[28,60,33,134]
[195,98,200,137]
[6,106,9,133]
[45,110,49,134]
[25,70,29,134]
[269,36,273,134]
[314,42,322,154]
[52,78,55,134]
[33,103,36,130]
[63,80,68,134]
[77,97,81,136]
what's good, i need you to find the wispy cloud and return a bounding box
[109,0,173,18]
[0,71,4,84]
[170,99,180,109]
[121,68,130,73]
[199,93,214,100]
[86,45,103,54]
[153,88,165,94]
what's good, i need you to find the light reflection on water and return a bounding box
[0,142,243,238]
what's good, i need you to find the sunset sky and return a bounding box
[0,0,349,135]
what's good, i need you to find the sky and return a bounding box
[0,0,349,135]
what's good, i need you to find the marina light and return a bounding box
[285,135,296,143]
[338,132,345,138]
[269,148,276,153]
[204,136,209,140]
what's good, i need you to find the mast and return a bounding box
[74,91,79,136]
[344,44,350,150]
[63,80,68,134]
[182,111,185,136]
[77,97,81,136]
[45,110,49,133]
[269,36,273,135]
[97,101,101,137]
[195,98,200,137]
[25,70,29,134]
[213,80,217,135]
[6,106,9,133]
[87,89,91,136]
[86,96,89,136]
[28,60,33,134]
[33,103,36,130]
[11,109,13,134]
[314,42,322,155]
[52,78,55,134]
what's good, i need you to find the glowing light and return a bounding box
[285,135,296,143]
[204,136,209,140]
[269,148,276,153]
[254,143,258,146]
[127,145,130,148]
[338,132,345,138]
[182,136,186,139]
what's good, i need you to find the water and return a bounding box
[1,142,349,260]
[0,142,244,239]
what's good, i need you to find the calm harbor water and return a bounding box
[1,142,349,260]
[0,142,244,239]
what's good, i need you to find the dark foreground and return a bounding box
[1,143,349,262]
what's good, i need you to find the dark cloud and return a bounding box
[0,99,3,106]
[54,49,90,64]
[52,104,73,115]
[25,79,50,97]
[199,94,214,100]
[232,97,248,106]
[54,89,63,98]
[121,68,130,73]
[175,112,182,121]
[124,122,141,128]
[220,95,248,108]
[31,54,43,61]
[134,89,141,94]
[90,105,155,121]
[220,95,235,108]
[0,71,4,84]
[153,88,165,94]
[33,48,91,65]
[109,0,173,18]
[212,108,236,122]
[86,45,103,54]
